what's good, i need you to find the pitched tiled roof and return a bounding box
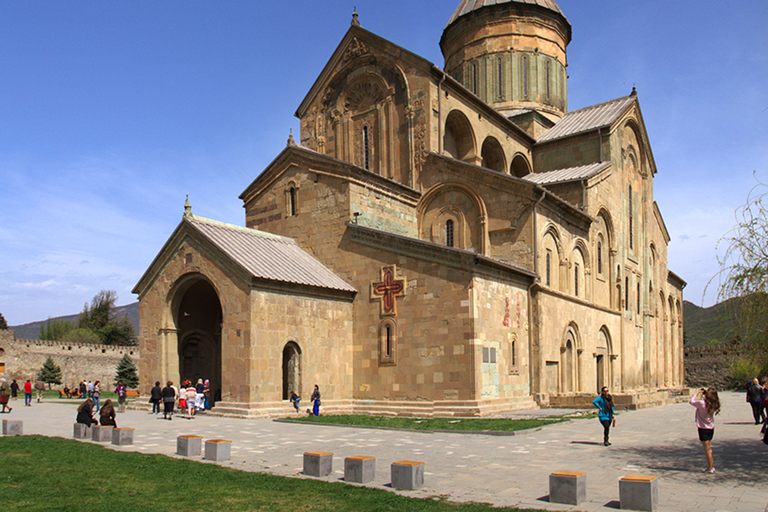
[447,0,567,26]
[523,162,610,185]
[537,95,635,143]
[187,216,356,293]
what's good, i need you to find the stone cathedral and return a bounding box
[134,0,685,417]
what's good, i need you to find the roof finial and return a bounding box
[351,7,360,26]
[183,195,193,218]
[287,128,297,147]
[631,85,637,97]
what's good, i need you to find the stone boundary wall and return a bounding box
[684,344,747,390]
[0,329,139,389]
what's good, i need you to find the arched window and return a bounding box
[362,125,370,171]
[446,219,455,248]
[546,251,552,286]
[522,56,528,98]
[597,241,603,275]
[628,185,634,250]
[379,320,397,365]
[574,264,579,297]
[289,187,297,216]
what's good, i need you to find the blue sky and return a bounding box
[1,0,766,325]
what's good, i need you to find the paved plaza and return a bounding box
[3,391,767,511]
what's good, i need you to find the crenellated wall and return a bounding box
[683,344,747,390]
[0,329,139,388]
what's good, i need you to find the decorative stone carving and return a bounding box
[343,38,370,62]
[371,266,406,317]
[345,81,384,112]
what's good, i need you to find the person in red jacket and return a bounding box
[23,380,33,406]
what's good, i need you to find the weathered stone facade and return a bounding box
[0,329,139,388]
[135,1,685,417]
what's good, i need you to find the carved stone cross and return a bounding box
[371,266,406,317]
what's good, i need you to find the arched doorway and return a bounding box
[596,328,612,393]
[562,333,576,393]
[282,342,301,400]
[174,278,222,400]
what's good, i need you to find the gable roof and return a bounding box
[537,94,636,143]
[133,215,356,298]
[523,162,610,186]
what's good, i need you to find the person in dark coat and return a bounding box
[150,381,162,414]
[747,378,765,425]
[310,385,321,416]
[99,399,117,427]
[76,399,97,426]
[161,381,176,420]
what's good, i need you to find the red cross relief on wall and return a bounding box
[371,266,406,317]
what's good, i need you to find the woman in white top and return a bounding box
[185,386,197,418]
[689,387,721,474]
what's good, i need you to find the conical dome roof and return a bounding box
[447,0,567,27]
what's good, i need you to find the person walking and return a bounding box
[746,378,764,425]
[592,387,615,446]
[35,379,46,403]
[310,385,321,416]
[23,380,33,406]
[115,381,127,413]
[690,387,720,474]
[289,390,300,413]
[10,379,19,400]
[79,381,86,400]
[86,380,94,399]
[150,381,162,414]
[92,380,101,412]
[0,378,12,413]
[161,381,176,420]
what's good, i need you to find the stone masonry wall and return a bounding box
[0,329,139,389]
[684,344,747,390]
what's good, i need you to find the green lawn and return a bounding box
[284,413,589,432]
[0,436,553,512]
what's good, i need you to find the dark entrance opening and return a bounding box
[175,278,222,401]
[282,342,301,400]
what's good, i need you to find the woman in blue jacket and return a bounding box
[593,387,615,446]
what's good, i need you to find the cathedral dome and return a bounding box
[446,0,567,27]
[441,0,571,119]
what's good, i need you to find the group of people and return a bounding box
[75,398,117,428]
[745,377,768,428]
[288,385,321,416]
[593,385,723,474]
[1,379,47,410]
[149,379,212,420]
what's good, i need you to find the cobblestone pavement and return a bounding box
[3,391,767,512]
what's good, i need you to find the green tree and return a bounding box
[63,328,100,345]
[77,290,136,345]
[0,312,7,330]
[37,356,62,389]
[711,175,768,376]
[114,354,139,388]
[40,318,74,341]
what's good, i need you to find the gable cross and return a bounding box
[371,266,406,317]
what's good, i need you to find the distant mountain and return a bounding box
[683,296,767,347]
[9,302,139,341]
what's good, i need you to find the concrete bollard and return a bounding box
[344,456,376,483]
[391,460,425,490]
[177,435,203,457]
[73,423,92,439]
[620,475,658,511]
[303,451,334,477]
[549,470,587,505]
[204,439,232,461]
[111,427,135,446]
[92,425,114,442]
[2,419,23,436]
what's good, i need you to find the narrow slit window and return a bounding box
[597,241,603,275]
[628,185,633,250]
[289,187,297,216]
[497,58,503,98]
[546,251,551,286]
[574,264,579,297]
[546,60,551,101]
[625,277,629,311]
[522,57,528,98]
[472,62,478,95]
[446,219,455,248]
[385,325,391,357]
[362,126,370,171]
[637,282,641,314]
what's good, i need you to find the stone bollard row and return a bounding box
[548,471,659,511]
[302,452,425,490]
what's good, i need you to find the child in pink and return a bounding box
[689,387,720,474]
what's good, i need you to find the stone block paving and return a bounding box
[7,392,768,512]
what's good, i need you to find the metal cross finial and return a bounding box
[351,7,360,26]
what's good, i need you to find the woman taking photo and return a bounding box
[690,387,720,474]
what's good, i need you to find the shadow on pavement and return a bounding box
[613,438,768,484]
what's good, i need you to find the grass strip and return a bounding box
[282,414,586,432]
[0,436,553,512]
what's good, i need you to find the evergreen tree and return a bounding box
[40,318,74,341]
[0,312,7,330]
[37,356,62,388]
[114,354,139,388]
